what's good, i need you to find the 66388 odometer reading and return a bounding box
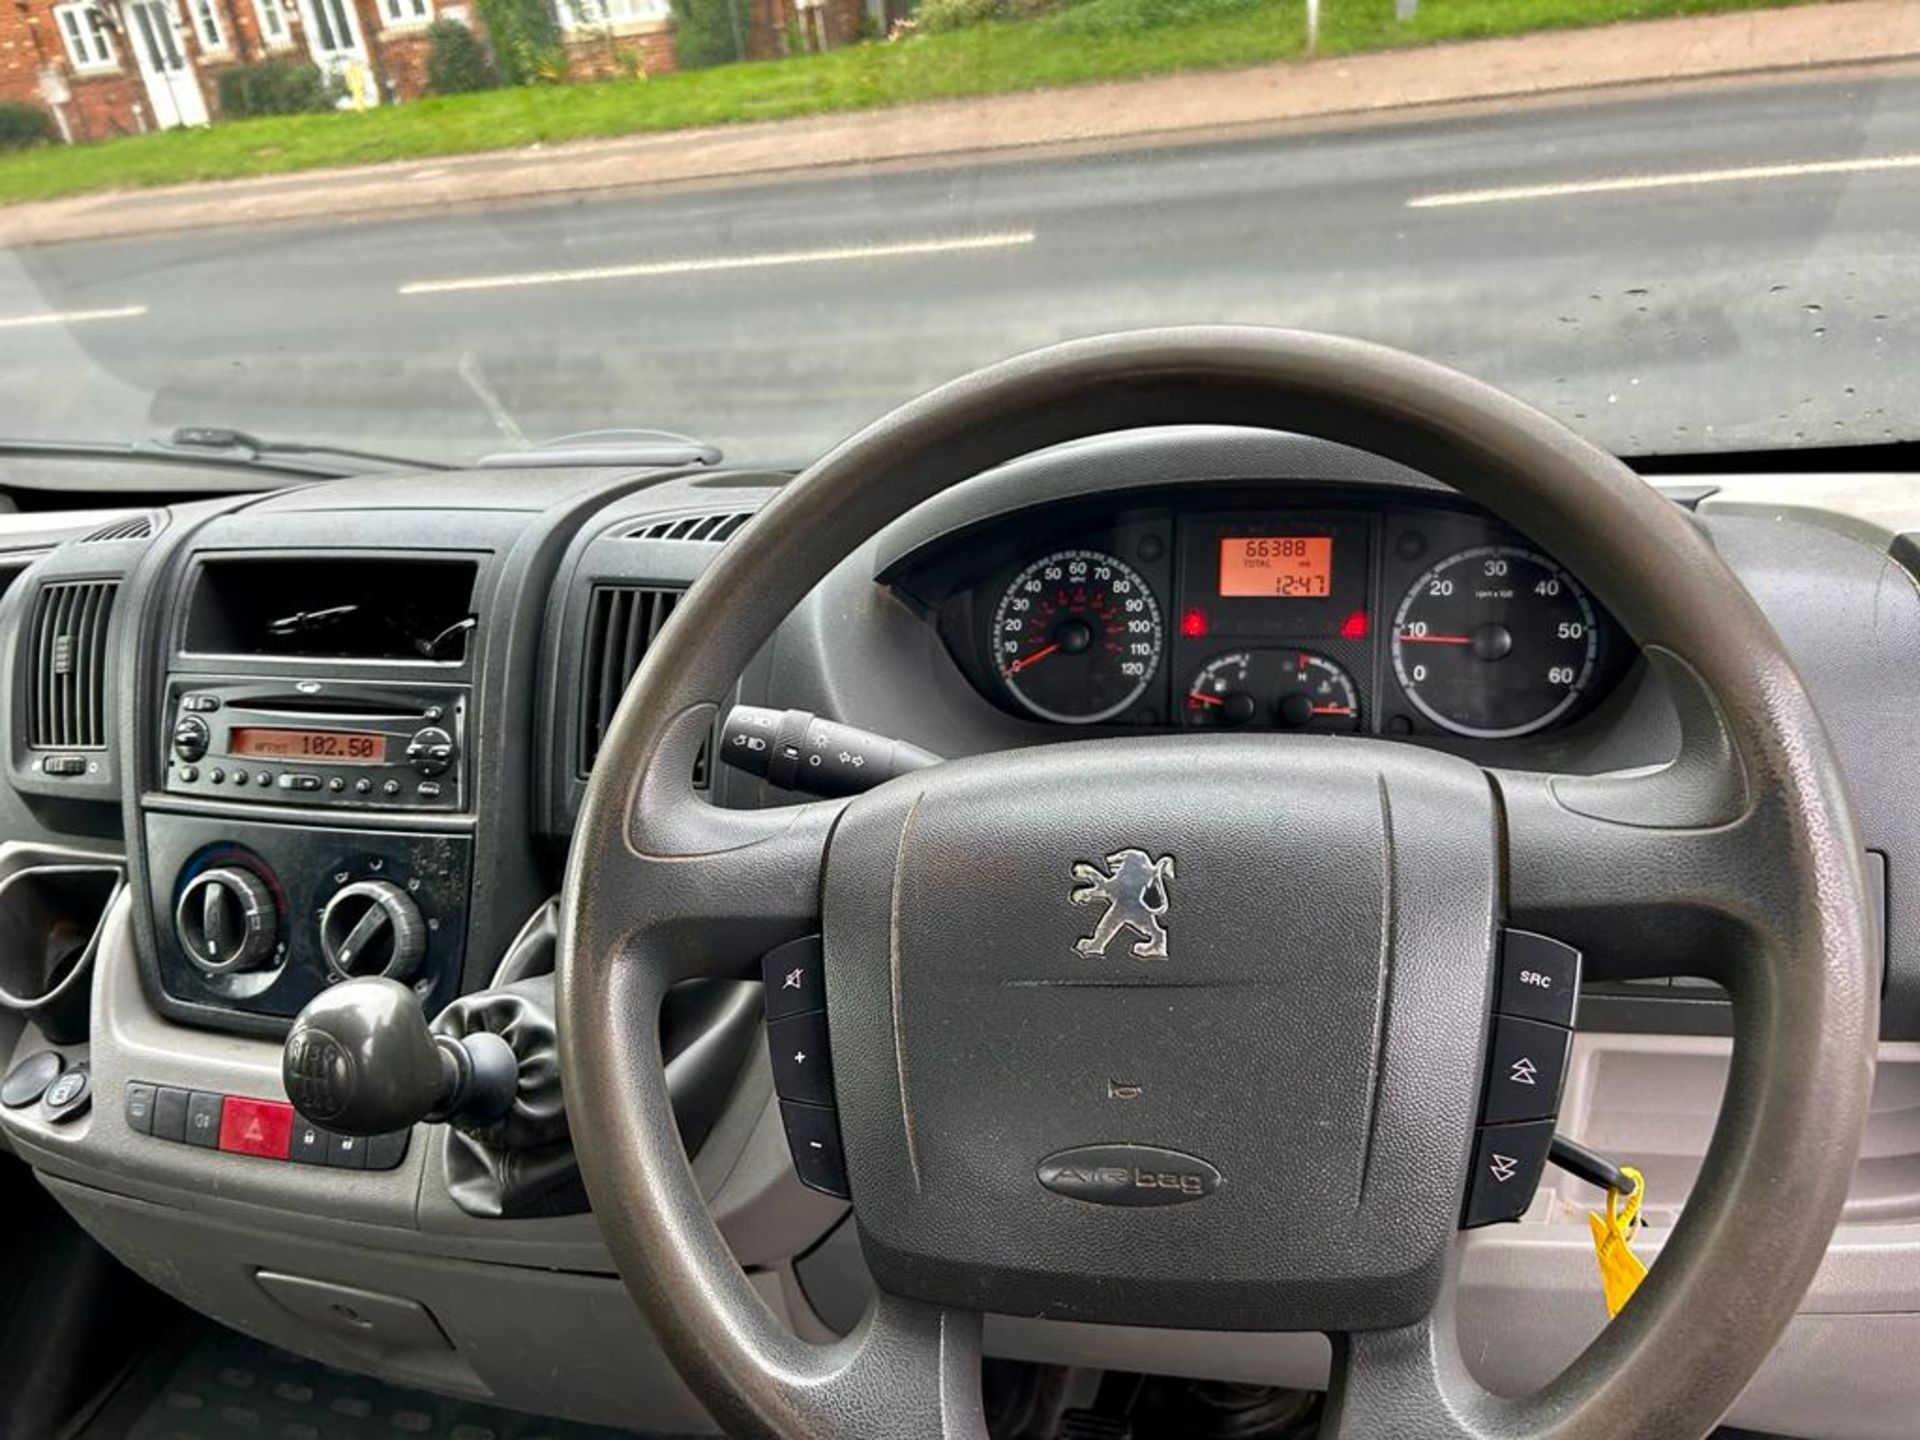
[992,549,1164,723]
[1390,545,1598,738]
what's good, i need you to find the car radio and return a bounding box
[162,678,466,812]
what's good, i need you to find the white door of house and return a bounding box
[125,0,209,129]
[296,0,380,107]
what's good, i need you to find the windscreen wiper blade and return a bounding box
[0,432,446,483]
[160,426,451,475]
[475,427,722,470]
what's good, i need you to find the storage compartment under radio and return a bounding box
[183,555,479,663]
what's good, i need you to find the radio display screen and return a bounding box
[229,726,387,765]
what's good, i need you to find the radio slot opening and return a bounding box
[228,699,434,722]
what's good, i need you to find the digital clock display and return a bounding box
[1219,536,1334,598]
[229,726,387,764]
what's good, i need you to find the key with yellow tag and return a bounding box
[1587,1165,1647,1318]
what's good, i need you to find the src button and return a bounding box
[1497,929,1582,1028]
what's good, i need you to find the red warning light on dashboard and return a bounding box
[1180,608,1209,638]
[1340,611,1370,640]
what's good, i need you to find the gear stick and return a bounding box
[283,976,517,1136]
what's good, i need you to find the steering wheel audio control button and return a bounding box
[762,936,825,1022]
[768,1012,834,1107]
[1463,1120,1556,1227]
[1497,929,1582,1028]
[780,1101,851,1199]
[1482,1017,1571,1124]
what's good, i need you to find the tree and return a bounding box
[476,0,566,85]
[670,0,750,68]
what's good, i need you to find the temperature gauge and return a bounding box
[1183,650,1361,732]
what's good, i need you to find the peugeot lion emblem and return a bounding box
[1071,849,1176,959]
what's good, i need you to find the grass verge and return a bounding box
[0,0,1815,205]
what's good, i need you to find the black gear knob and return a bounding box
[283,977,516,1136]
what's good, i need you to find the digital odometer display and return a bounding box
[1219,536,1333,598]
[229,727,387,764]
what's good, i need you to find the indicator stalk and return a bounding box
[720,706,940,798]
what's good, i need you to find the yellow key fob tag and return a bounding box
[1588,1165,1647,1318]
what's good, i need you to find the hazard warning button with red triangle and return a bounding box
[217,1095,294,1159]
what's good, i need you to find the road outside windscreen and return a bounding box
[2,68,1915,465]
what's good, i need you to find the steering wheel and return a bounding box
[557,328,1878,1440]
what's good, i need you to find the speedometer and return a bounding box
[1390,545,1598,738]
[991,549,1164,723]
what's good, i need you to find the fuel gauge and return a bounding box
[1183,649,1361,732]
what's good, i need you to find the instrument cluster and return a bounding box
[939,494,1629,742]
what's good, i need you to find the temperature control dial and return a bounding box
[1183,650,1361,732]
[176,866,279,975]
[319,879,427,982]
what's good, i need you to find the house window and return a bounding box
[253,0,291,45]
[557,0,668,29]
[53,2,117,70]
[377,0,431,26]
[188,0,228,51]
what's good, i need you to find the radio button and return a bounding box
[405,726,455,777]
[182,694,221,713]
[211,767,228,784]
[172,715,210,762]
[382,779,401,797]
[278,773,322,792]
[329,777,346,793]
[255,771,270,787]
[179,765,199,783]
[355,778,373,795]
[416,781,442,800]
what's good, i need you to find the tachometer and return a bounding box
[991,549,1164,723]
[1391,545,1597,738]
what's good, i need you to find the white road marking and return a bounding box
[399,231,1037,296]
[456,349,529,446]
[0,303,147,330]
[1407,153,1920,209]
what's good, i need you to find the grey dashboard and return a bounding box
[0,429,1918,1440]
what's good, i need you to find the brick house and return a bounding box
[1,0,866,142]
[0,0,461,138]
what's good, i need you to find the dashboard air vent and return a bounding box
[81,514,156,543]
[26,579,118,750]
[619,511,753,544]
[579,584,683,777]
